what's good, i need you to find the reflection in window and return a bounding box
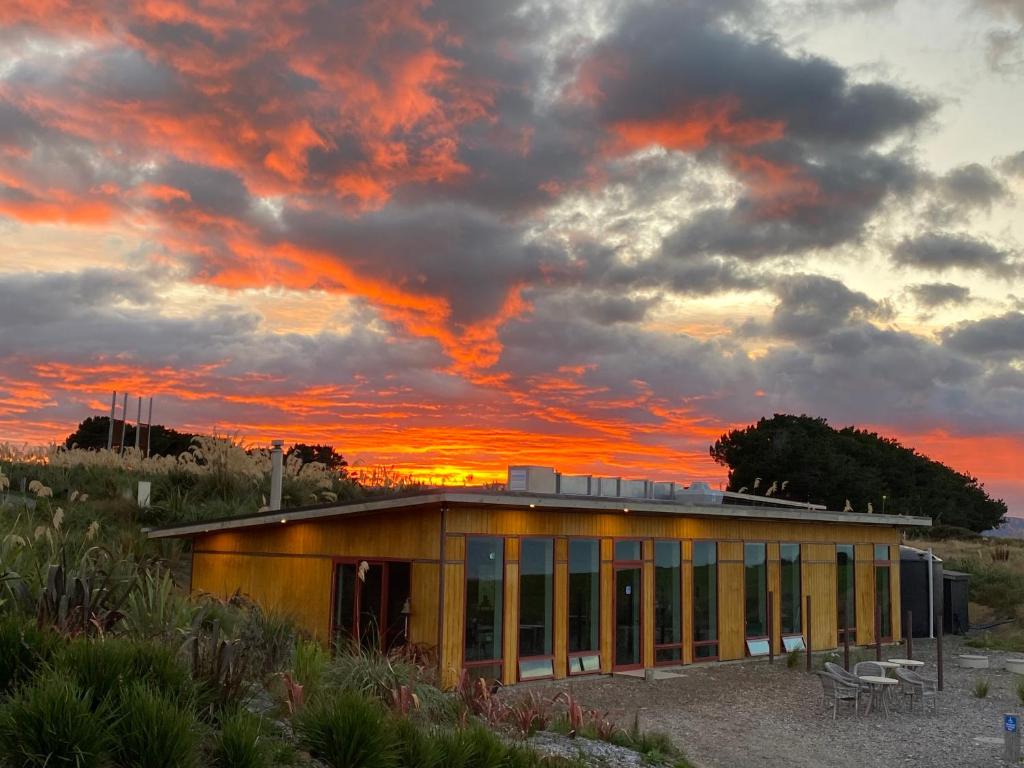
[519,539,554,679]
[614,540,642,561]
[780,543,801,636]
[744,543,767,639]
[655,541,682,663]
[568,539,600,673]
[836,544,856,641]
[465,537,504,677]
[875,545,892,640]
[693,541,718,660]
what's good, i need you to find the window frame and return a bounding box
[743,541,768,645]
[653,538,684,666]
[328,557,411,652]
[517,536,555,682]
[691,539,719,662]
[566,536,602,676]
[873,544,893,642]
[463,535,506,681]
[778,542,803,641]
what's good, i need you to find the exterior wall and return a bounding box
[441,506,902,685]
[191,507,442,647]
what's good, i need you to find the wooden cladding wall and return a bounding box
[717,542,745,660]
[802,543,837,651]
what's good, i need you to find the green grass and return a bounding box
[294,690,398,768]
[210,708,277,768]
[110,682,201,768]
[973,678,990,699]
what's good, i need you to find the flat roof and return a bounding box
[146,489,931,539]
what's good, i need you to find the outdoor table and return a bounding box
[859,675,899,716]
[888,658,924,669]
[874,660,900,672]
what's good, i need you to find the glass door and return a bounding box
[614,566,642,669]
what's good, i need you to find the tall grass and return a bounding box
[110,682,201,768]
[294,690,398,768]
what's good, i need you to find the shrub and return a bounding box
[973,678,990,698]
[0,672,111,768]
[0,616,60,693]
[110,682,201,768]
[1017,677,1024,707]
[392,718,442,768]
[210,708,275,768]
[435,724,506,768]
[786,649,800,669]
[294,638,330,694]
[294,690,398,768]
[55,637,194,707]
[239,609,298,677]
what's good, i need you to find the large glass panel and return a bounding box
[568,540,600,654]
[874,544,889,561]
[519,539,553,660]
[465,537,504,665]
[779,543,802,636]
[836,544,856,640]
[693,541,718,659]
[875,566,892,639]
[384,562,411,650]
[744,543,767,639]
[654,541,682,662]
[615,567,642,667]
[332,563,356,646]
[614,540,642,561]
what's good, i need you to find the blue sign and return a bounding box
[1005,715,1018,733]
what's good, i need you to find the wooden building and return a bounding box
[149,469,929,687]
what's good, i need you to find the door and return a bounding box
[614,566,642,669]
[333,560,412,651]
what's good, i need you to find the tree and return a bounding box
[709,414,1007,532]
[288,443,348,474]
[64,416,196,457]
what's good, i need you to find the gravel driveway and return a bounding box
[538,638,1022,768]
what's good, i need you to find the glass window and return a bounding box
[654,541,682,663]
[614,540,642,561]
[779,543,802,636]
[568,540,600,657]
[875,564,892,639]
[519,539,553,663]
[836,544,856,640]
[693,541,718,660]
[465,537,504,668]
[332,563,356,647]
[874,544,889,561]
[744,543,767,639]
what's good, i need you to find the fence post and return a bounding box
[843,615,850,671]
[806,594,812,672]
[906,610,913,659]
[937,611,944,691]
[768,591,774,664]
[875,599,882,661]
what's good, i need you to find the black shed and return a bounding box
[943,569,970,635]
[900,545,944,638]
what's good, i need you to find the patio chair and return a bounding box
[826,662,870,698]
[817,671,861,720]
[853,661,885,679]
[894,667,938,713]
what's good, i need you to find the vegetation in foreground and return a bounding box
[0,442,691,768]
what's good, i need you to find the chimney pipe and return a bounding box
[269,440,284,511]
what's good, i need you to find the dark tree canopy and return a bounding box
[64,416,197,457]
[710,414,1006,533]
[288,443,348,474]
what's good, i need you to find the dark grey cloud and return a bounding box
[573,293,660,325]
[767,274,883,340]
[0,270,154,329]
[939,163,1008,210]
[1001,150,1024,176]
[908,282,972,308]
[943,311,1024,358]
[893,232,1019,276]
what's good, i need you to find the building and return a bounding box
[148,466,930,687]
[898,545,970,637]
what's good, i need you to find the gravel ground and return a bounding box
[537,638,1024,768]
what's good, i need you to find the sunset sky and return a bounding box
[0,0,1022,515]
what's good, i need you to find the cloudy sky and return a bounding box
[1,0,1022,513]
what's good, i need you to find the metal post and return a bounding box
[875,599,882,661]
[806,594,812,672]
[119,392,128,454]
[927,547,935,639]
[269,440,284,511]
[844,615,851,671]
[134,396,142,450]
[1004,714,1020,763]
[146,398,154,457]
[906,610,913,659]
[106,391,116,450]
[768,590,774,664]
[937,611,944,691]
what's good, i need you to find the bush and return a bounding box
[435,724,507,768]
[1017,677,1024,707]
[0,616,60,693]
[55,637,194,707]
[912,525,980,541]
[947,559,1024,618]
[973,678,990,698]
[294,638,330,694]
[240,609,298,677]
[110,682,201,768]
[210,709,276,768]
[294,690,398,768]
[0,672,111,768]
[392,718,442,768]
